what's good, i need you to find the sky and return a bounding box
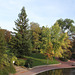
[0,0,75,31]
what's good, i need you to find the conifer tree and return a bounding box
[10,7,32,57]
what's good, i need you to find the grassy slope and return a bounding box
[24,53,59,67]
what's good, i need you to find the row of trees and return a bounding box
[30,22,72,60]
[9,7,75,59]
[0,7,75,62]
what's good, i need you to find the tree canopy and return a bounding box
[57,18,75,33]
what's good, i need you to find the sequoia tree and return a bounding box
[10,7,32,57]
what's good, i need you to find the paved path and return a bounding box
[14,59,75,75]
[15,66,28,73]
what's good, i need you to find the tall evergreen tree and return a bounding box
[10,7,32,57]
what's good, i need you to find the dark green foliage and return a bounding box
[59,58,68,62]
[72,37,75,52]
[0,53,16,75]
[15,60,19,66]
[0,29,7,67]
[25,58,33,68]
[15,59,26,66]
[70,26,75,33]
[0,29,16,75]
[0,64,16,75]
[5,64,16,74]
[9,7,32,57]
[59,50,72,61]
[0,29,6,57]
[71,54,75,59]
[0,68,9,75]
[71,36,75,59]
[25,55,59,67]
[57,18,75,33]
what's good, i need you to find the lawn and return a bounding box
[24,53,59,67]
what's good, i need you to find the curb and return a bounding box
[28,63,61,70]
[32,66,75,75]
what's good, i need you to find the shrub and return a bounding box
[71,54,75,59]
[59,57,68,61]
[0,68,9,75]
[15,60,19,66]
[0,64,16,75]
[19,59,26,66]
[25,58,33,68]
[7,64,16,73]
[15,59,26,66]
[60,50,72,61]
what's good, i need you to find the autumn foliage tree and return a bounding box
[30,22,41,53]
[0,29,11,43]
[40,26,54,60]
[50,22,63,57]
[40,22,72,60]
[0,28,16,75]
[71,34,75,58]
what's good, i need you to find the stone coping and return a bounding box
[14,59,75,75]
[29,63,61,69]
[27,63,75,75]
[34,66,75,75]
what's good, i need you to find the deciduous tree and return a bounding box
[30,22,41,53]
[57,18,75,33]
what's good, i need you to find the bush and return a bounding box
[15,59,26,66]
[0,68,9,75]
[25,58,33,68]
[15,60,19,66]
[71,54,75,59]
[0,64,16,75]
[60,50,72,61]
[59,57,68,61]
[7,64,16,73]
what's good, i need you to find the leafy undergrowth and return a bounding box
[0,64,16,75]
[15,58,26,66]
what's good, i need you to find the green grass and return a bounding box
[24,53,59,67]
[30,53,46,59]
